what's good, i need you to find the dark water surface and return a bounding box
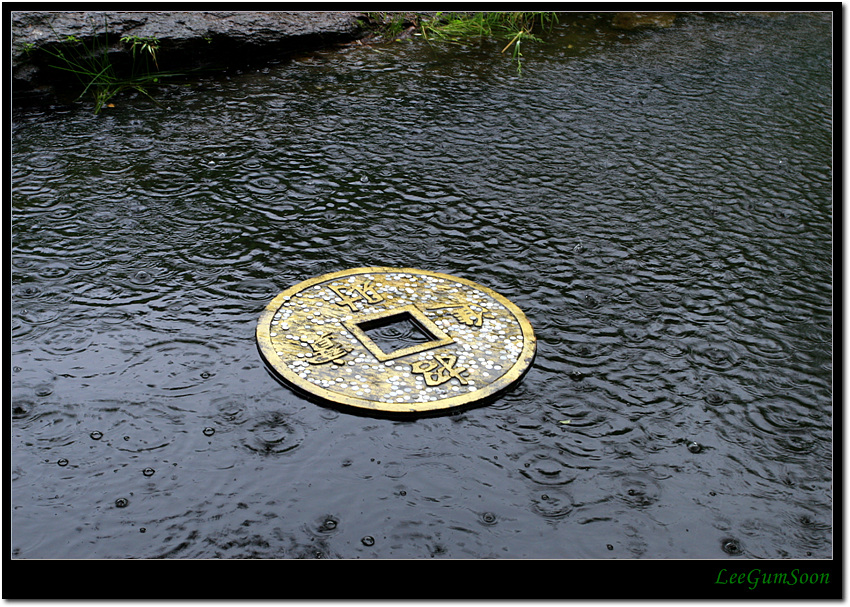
[11,13,832,561]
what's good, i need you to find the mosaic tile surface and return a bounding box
[257,267,536,414]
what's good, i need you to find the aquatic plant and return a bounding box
[39,17,181,113]
[120,34,161,71]
[363,12,416,40]
[419,12,558,73]
[362,12,557,73]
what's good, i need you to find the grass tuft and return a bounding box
[419,12,558,73]
[40,16,183,113]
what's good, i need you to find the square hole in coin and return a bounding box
[359,312,435,355]
[343,305,454,362]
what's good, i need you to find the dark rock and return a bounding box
[11,11,370,104]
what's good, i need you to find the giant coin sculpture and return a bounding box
[257,267,536,415]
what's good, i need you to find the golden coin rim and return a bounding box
[256,266,536,414]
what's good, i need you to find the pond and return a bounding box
[11,11,832,572]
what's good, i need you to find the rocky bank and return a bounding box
[11,11,378,105]
[11,11,689,107]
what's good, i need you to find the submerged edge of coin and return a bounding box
[256,267,536,414]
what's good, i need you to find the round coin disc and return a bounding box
[256,267,536,415]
